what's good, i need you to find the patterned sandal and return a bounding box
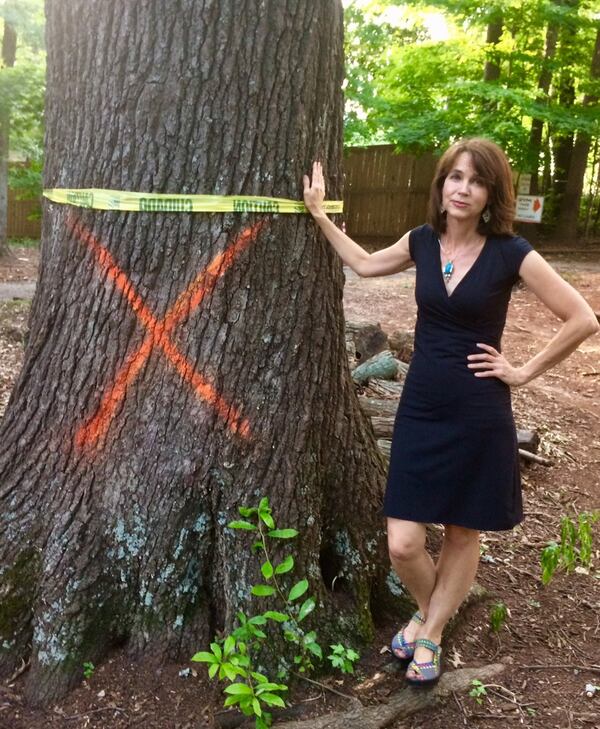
[390,611,425,663]
[405,638,442,687]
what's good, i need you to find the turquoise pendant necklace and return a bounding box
[438,238,454,282]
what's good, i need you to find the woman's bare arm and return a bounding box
[468,251,599,385]
[303,161,413,277]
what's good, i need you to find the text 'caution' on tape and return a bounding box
[43,188,343,214]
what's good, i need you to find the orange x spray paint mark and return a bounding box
[67,214,263,449]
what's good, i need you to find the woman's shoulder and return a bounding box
[491,233,535,275]
[408,224,436,260]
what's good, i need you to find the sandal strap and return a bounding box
[412,611,426,625]
[414,637,440,654]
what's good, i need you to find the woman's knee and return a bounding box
[387,519,426,562]
[443,524,479,548]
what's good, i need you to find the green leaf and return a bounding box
[251,584,276,597]
[239,506,257,517]
[261,561,274,579]
[298,597,316,622]
[223,695,241,707]
[264,610,288,622]
[228,520,256,531]
[224,683,253,696]
[208,662,219,679]
[259,693,286,708]
[222,663,239,681]
[268,529,299,539]
[251,671,269,683]
[191,651,218,663]
[260,511,275,529]
[248,615,267,625]
[255,682,286,693]
[274,555,294,574]
[248,624,267,639]
[288,579,308,602]
[223,636,236,656]
[307,642,323,659]
[210,642,222,660]
[259,496,270,511]
[252,697,262,716]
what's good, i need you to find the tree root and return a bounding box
[272,663,505,729]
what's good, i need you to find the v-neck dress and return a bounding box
[383,223,533,531]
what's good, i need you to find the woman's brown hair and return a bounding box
[427,138,515,236]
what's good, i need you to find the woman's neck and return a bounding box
[443,219,484,247]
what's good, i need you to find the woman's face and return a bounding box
[441,152,489,225]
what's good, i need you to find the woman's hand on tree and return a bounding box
[467,343,528,387]
[303,160,326,215]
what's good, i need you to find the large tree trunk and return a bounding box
[528,19,559,194]
[0,0,390,707]
[0,19,17,259]
[554,27,600,242]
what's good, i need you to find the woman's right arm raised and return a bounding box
[303,161,413,278]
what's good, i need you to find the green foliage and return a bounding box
[327,643,360,674]
[82,661,95,679]
[540,511,598,585]
[469,678,488,705]
[191,497,359,728]
[488,601,508,633]
[1,3,46,199]
[343,0,600,172]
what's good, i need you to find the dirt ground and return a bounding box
[0,244,599,729]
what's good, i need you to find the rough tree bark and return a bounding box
[0,0,391,707]
[528,19,558,194]
[0,18,17,259]
[555,26,600,242]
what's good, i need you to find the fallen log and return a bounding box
[352,350,404,385]
[345,321,389,363]
[357,396,399,418]
[518,448,552,466]
[378,440,546,464]
[273,663,505,729]
[362,379,404,399]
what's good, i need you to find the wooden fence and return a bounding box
[7,188,42,239]
[7,145,437,244]
[343,145,437,249]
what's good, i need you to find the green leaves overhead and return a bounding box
[344,0,600,170]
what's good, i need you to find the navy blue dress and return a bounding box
[383,224,533,531]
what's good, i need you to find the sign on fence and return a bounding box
[515,195,544,223]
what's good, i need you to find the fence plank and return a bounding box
[344,145,437,249]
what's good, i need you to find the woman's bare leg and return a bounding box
[407,524,480,675]
[387,518,437,642]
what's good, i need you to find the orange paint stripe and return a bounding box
[163,221,263,333]
[69,217,258,447]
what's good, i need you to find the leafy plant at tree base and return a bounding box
[328,643,360,674]
[488,601,508,633]
[82,661,95,679]
[540,511,599,585]
[469,678,488,705]
[191,497,360,729]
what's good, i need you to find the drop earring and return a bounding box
[482,206,491,224]
[440,204,446,214]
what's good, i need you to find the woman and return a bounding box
[302,138,599,687]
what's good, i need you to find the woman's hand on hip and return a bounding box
[467,343,528,387]
[303,160,326,215]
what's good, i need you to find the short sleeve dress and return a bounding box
[383,223,533,531]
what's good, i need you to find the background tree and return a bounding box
[0,0,391,707]
[0,0,45,255]
[343,0,600,240]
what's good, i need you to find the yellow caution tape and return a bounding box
[43,188,343,214]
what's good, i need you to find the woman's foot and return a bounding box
[390,611,426,662]
[405,638,442,686]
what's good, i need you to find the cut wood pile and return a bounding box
[345,321,546,464]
